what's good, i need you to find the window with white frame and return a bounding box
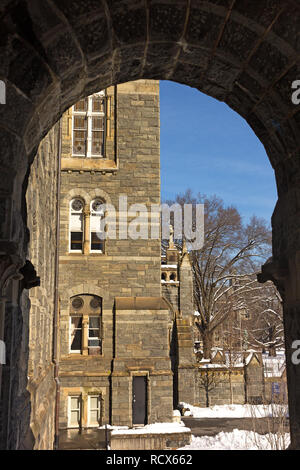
[69,295,102,355]
[68,396,82,428]
[88,316,101,349]
[88,395,101,427]
[70,198,84,252]
[72,92,106,158]
[90,199,105,253]
[70,316,83,353]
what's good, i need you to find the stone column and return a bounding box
[83,210,90,254]
[259,176,300,449]
[176,244,196,405]
[82,316,89,356]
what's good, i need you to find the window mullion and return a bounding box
[86,96,92,157]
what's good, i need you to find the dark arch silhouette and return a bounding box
[0,0,300,449]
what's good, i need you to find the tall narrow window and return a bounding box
[69,396,82,428]
[73,103,87,156]
[70,199,84,252]
[72,92,106,158]
[90,199,105,253]
[88,316,101,351]
[70,316,82,353]
[88,395,101,427]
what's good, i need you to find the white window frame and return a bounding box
[69,316,82,354]
[68,395,82,428]
[69,199,84,253]
[88,395,101,427]
[72,91,106,158]
[88,316,101,349]
[90,199,105,253]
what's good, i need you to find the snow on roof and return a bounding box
[199,363,226,369]
[161,264,178,268]
[244,352,255,366]
[109,422,191,435]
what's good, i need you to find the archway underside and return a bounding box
[1,0,300,449]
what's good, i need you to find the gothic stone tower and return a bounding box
[57,80,174,429]
[161,237,196,407]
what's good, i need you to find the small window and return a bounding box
[70,199,84,252]
[74,98,88,112]
[70,232,83,251]
[73,115,87,156]
[88,395,101,427]
[90,199,105,253]
[69,396,82,428]
[88,316,101,349]
[70,316,82,353]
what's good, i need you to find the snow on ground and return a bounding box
[100,422,191,435]
[178,429,290,450]
[180,402,288,418]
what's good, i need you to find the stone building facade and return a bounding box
[0,124,60,449]
[57,80,195,431]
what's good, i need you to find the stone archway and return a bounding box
[0,0,300,448]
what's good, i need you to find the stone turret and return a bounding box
[176,241,196,406]
[179,240,194,318]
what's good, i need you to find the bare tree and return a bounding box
[164,190,271,359]
[242,281,284,356]
[197,367,225,408]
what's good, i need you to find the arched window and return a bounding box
[90,199,105,253]
[70,198,84,252]
[161,272,167,281]
[72,91,106,158]
[69,294,102,355]
[170,273,176,282]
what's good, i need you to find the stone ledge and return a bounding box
[61,157,118,171]
[109,427,191,450]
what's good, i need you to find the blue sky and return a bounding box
[159,80,277,225]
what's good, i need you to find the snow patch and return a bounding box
[179,429,290,450]
[109,422,191,436]
[179,402,287,419]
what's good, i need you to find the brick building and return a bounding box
[56,80,196,430]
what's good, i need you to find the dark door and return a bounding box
[132,376,147,425]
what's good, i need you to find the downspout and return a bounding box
[53,118,62,449]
